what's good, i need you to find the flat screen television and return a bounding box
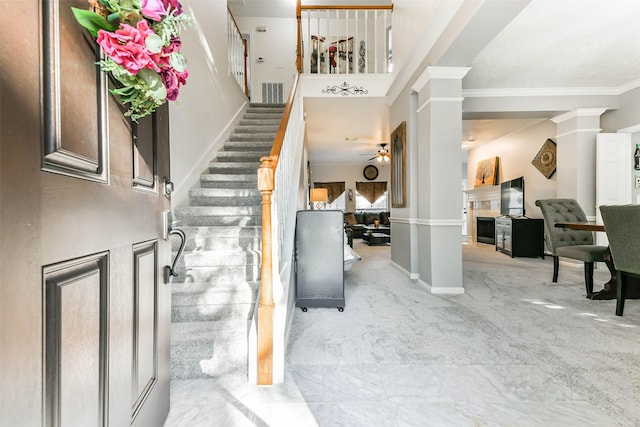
[500,176,525,217]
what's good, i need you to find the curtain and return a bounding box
[356,181,387,204]
[314,182,345,203]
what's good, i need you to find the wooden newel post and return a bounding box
[257,156,275,385]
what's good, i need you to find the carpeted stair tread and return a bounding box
[216,151,269,161]
[234,125,280,133]
[173,264,260,283]
[242,113,284,120]
[176,205,261,216]
[223,140,274,151]
[208,162,261,174]
[179,250,261,267]
[199,174,257,189]
[228,133,277,142]
[238,119,281,126]
[188,188,261,206]
[171,226,261,251]
[172,281,258,299]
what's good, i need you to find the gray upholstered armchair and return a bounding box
[535,199,607,294]
[599,204,640,316]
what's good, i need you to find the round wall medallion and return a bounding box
[363,164,379,180]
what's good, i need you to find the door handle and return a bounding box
[162,210,186,284]
[164,228,186,284]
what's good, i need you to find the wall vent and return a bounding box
[261,82,284,104]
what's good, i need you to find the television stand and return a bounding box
[495,216,544,258]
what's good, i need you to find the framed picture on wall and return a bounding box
[391,121,406,207]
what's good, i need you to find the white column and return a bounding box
[412,66,469,294]
[551,108,607,218]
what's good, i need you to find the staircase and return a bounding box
[171,103,285,380]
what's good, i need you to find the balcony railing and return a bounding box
[297,4,393,75]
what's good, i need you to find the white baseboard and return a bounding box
[172,101,248,208]
[390,260,419,280]
[418,279,465,295]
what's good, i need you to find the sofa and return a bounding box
[344,211,391,238]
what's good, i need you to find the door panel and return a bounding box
[42,0,108,182]
[596,133,632,246]
[44,253,109,427]
[0,1,172,426]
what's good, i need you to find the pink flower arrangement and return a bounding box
[72,0,191,120]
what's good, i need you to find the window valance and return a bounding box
[356,181,387,204]
[313,182,345,203]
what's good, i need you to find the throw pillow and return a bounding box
[364,212,379,225]
[344,213,357,225]
[354,212,364,224]
[380,212,390,225]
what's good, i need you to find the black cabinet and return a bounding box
[495,217,544,258]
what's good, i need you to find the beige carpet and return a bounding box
[166,240,640,426]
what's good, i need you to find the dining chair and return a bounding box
[599,204,640,316]
[535,199,607,294]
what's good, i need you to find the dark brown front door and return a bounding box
[1,1,172,426]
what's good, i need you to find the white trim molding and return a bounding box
[390,260,419,280]
[463,87,618,98]
[555,128,603,139]
[419,279,465,295]
[416,97,465,114]
[416,219,465,227]
[551,108,607,124]
[390,218,465,227]
[412,66,471,93]
[389,217,416,225]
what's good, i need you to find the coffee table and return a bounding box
[363,232,390,246]
[363,225,391,235]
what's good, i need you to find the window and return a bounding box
[320,192,346,211]
[356,191,388,211]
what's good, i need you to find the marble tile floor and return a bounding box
[165,240,640,427]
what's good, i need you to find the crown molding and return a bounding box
[551,108,607,124]
[412,67,471,93]
[462,87,619,98]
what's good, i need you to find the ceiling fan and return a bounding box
[364,143,391,162]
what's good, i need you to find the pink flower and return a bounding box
[162,0,183,15]
[164,38,182,55]
[141,0,168,21]
[161,67,189,100]
[97,21,161,74]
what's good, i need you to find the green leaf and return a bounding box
[71,7,115,37]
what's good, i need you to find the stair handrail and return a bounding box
[256,72,302,385]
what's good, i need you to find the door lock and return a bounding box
[163,177,174,199]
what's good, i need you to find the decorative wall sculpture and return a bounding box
[531,138,557,179]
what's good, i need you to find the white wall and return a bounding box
[310,163,390,212]
[391,1,438,73]
[466,119,558,219]
[170,0,248,207]
[234,16,298,103]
